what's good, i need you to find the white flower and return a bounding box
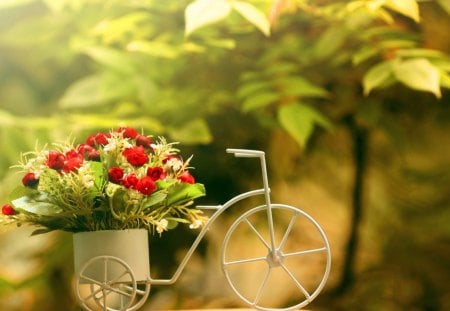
[165,157,183,172]
[150,143,163,153]
[78,165,95,188]
[189,219,203,229]
[103,141,117,153]
[156,219,168,234]
[82,175,94,188]
[104,134,132,154]
[105,182,122,197]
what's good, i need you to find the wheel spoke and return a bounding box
[103,258,109,283]
[278,213,299,251]
[79,273,104,287]
[253,267,271,306]
[102,289,107,311]
[82,286,103,302]
[123,285,147,296]
[109,270,132,284]
[119,285,128,309]
[284,246,328,258]
[224,256,267,266]
[107,285,134,298]
[244,218,271,250]
[280,262,311,299]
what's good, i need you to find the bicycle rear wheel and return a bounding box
[221,204,331,311]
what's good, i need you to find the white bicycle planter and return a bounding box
[73,149,331,311]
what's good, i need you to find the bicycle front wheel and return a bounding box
[221,204,331,311]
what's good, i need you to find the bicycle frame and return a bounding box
[149,149,274,286]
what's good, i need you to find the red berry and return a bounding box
[136,135,153,148]
[22,172,39,188]
[178,171,195,184]
[2,204,16,216]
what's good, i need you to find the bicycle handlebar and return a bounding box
[226,148,265,158]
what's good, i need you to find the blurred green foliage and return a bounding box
[1,0,450,310]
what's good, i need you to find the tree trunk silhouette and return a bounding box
[334,115,369,295]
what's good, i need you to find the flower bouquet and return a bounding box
[1,127,207,235]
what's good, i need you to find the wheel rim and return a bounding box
[221,204,331,311]
[77,256,138,311]
[88,282,151,311]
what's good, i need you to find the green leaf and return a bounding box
[156,179,177,188]
[168,118,212,145]
[392,58,442,98]
[83,47,135,73]
[88,161,106,190]
[237,81,272,98]
[276,77,329,98]
[166,183,206,206]
[363,61,393,95]
[31,228,54,236]
[12,194,62,216]
[439,72,450,89]
[144,191,168,208]
[240,71,260,81]
[278,103,332,148]
[185,0,232,36]
[353,46,379,65]
[384,0,420,22]
[313,27,347,61]
[59,73,134,108]
[166,219,180,229]
[379,39,416,50]
[203,38,236,49]
[242,92,279,112]
[264,62,298,76]
[231,1,270,36]
[8,186,36,202]
[396,48,447,59]
[127,40,179,59]
[437,0,450,15]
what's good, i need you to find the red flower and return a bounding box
[78,143,93,156]
[118,127,139,139]
[122,174,138,189]
[22,172,39,188]
[123,146,149,167]
[63,150,84,173]
[78,144,100,161]
[2,204,15,216]
[86,132,109,146]
[87,150,100,161]
[178,171,195,184]
[108,167,124,184]
[147,167,166,181]
[47,151,65,171]
[135,176,156,195]
[136,135,153,149]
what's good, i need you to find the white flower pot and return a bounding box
[73,229,150,283]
